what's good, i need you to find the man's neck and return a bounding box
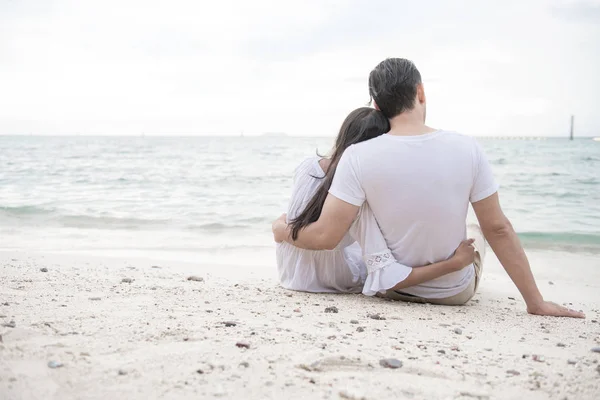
[387,111,437,136]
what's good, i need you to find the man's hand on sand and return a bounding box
[272,213,287,243]
[527,301,585,318]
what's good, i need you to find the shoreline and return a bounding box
[1,249,599,399]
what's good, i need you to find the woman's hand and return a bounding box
[272,213,288,243]
[449,239,476,271]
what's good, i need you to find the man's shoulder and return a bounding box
[349,131,477,150]
[436,130,480,149]
[347,135,388,153]
[345,131,480,167]
[437,130,476,142]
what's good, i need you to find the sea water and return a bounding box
[1,135,599,265]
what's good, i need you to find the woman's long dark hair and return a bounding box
[289,107,389,240]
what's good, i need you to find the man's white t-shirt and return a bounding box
[329,130,499,298]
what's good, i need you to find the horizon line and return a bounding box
[0,134,598,139]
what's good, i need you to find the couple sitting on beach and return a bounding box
[273,58,584,318]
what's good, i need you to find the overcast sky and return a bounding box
[1,0,598,136]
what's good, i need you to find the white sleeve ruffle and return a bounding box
[362,249,412,296]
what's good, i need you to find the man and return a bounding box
[273,58,584,318]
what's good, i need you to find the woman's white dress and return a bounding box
[276,157,412,295]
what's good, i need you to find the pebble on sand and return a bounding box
[235,341,250,349]
[368,313,386,320]
[591,347,600,354]
[356,327,365,332]
[187,276,204,282]
[47,361,64,369]
[506,370,520,376]
[350,320,359,324]
[379,358,403,369]
[121,278,133,284]
[557,342,566,347]
[567,359,577,365]
[222,321,237,327]
[89,297,102,301]
[40,268,48,273]
[339,390,367,400]
[118,369,128,376]
[453,328,462,335]
[2,320,16,328]
[324,306,338,313]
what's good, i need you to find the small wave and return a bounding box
[0,207,170,230]
[59,215,170,229]
[528,191,581,199]
[575,178,598,185]
[186,222,257,232]
[0,205,55,216]
[518,231,600,254]
[235,216,272,224]
[1,205,269,232]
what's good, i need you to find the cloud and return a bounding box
[551,0,600,23]
[0,0,598,136]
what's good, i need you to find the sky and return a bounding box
[0,0,599,137]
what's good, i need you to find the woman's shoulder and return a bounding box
[294,156,323,177]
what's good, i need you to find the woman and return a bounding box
[276,107,475,295]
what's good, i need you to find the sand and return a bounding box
[1,249,599,400]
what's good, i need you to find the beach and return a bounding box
[2,1,600,399]
[1,248,599,400]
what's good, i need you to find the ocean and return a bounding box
[1,135,599,265]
